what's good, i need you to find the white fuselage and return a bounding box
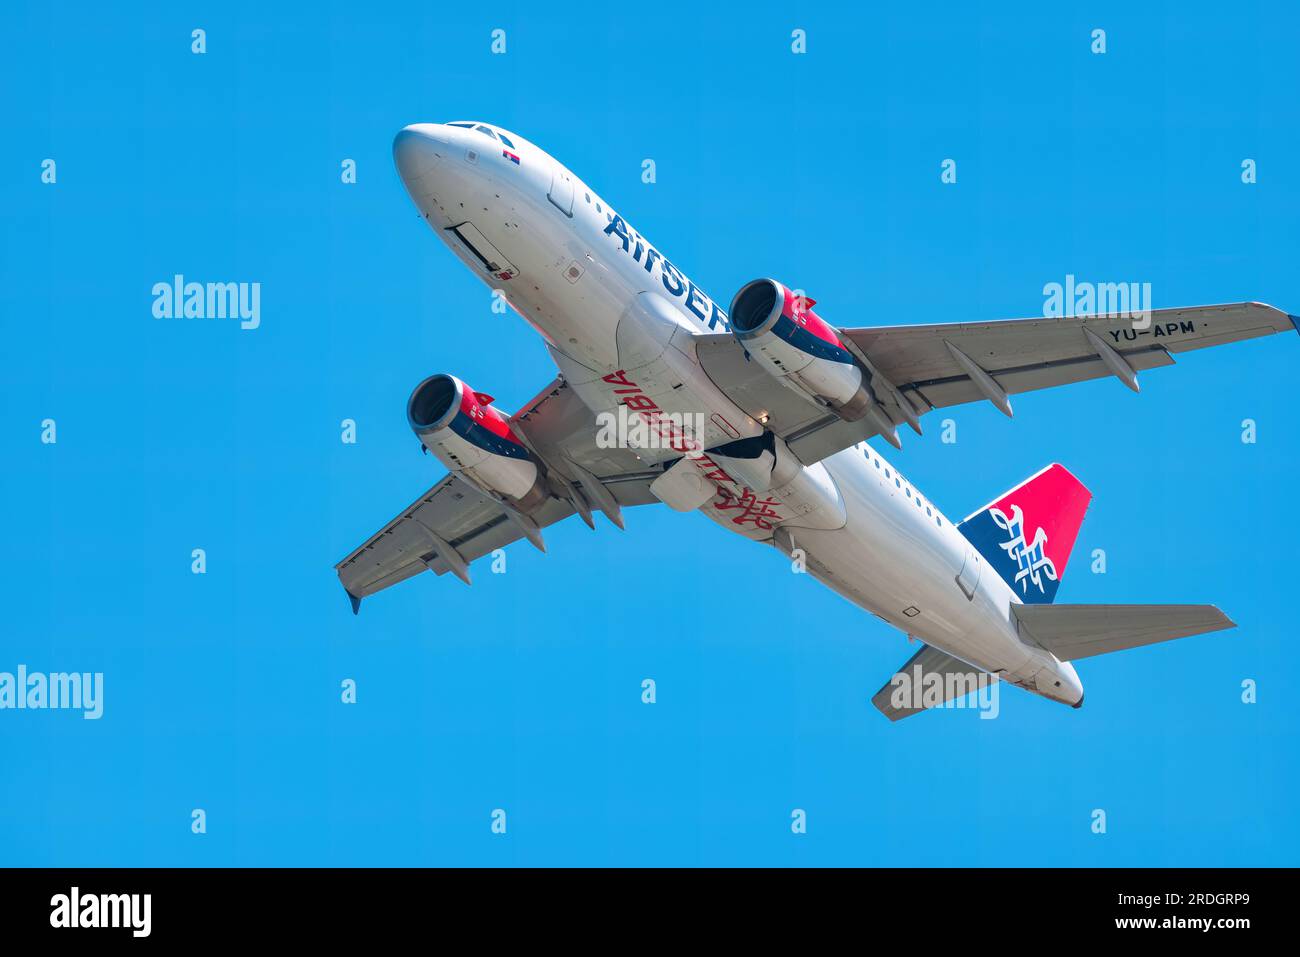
[392,121,1083,707]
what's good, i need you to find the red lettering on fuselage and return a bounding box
[602,370,636,388]
[602,370,713,464]
[602,370,784,530]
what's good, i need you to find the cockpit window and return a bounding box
[447,121,514,148]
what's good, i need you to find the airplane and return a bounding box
[336,119,1299,721]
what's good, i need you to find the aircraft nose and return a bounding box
[392,124,448,186]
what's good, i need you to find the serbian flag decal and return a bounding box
[502,149,520,165]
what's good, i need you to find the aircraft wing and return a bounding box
[334,376,659,611]
[696,302,1298,466]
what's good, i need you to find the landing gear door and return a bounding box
[446,222,518,281]
[548,166,574,217]
[956,548,982,600]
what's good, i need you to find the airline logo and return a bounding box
[958,463,1091,605]
[713,486,783,531]
[988,503,1057,595]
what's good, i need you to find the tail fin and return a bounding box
[958,463,1092,604]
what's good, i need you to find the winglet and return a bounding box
[1289,314,1300,335]
[346,589,362,615]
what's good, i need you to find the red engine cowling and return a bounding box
[407,374,548,512]
[728,279,873,419]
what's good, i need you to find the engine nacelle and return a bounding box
[729,278,873,420]
[407,374,548,512]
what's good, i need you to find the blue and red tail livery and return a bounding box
[958,464,1092,604]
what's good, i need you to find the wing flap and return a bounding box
[1012,603,1236,661]
[906,347,1177,411]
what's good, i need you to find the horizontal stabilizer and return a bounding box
[871,644,997,721]
[1012,603,1235,661]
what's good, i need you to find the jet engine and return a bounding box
[407,373,548,512]
[728,278,874,420]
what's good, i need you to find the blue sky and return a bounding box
[2,0,1297,865]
